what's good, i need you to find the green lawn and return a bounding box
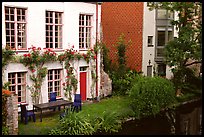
[18,92,200,135]
[18,95,133,135]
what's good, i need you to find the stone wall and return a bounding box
[100,69,112,97]
[6,94,18,135]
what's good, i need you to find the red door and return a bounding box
[80,72,87,101]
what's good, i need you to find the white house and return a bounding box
[142,2,179,79]
[2,2,102,110]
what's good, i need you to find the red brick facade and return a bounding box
[101,2,143,71]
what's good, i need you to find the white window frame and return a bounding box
[45,11,63,49]
[47,69,62,99]
[79,14,93,50]
[8,72,27,104]
[5,6,27,50]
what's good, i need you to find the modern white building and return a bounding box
[142,2,178,79]
[2,2,102,110]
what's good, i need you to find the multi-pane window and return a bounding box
[46,11,63,49]
[5,7,27,49]
[147,36,153,47]
[8,72,26,103]
[156,29,173,57]
[48,69,62,99]
[157,9,174,19]
[79,14,92,49]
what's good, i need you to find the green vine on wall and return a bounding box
[59,46,97,101]
[19,46,57,104]
[2,44,98,103]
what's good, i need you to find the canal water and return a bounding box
[96,98,202,135]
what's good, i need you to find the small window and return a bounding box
[148,36,153,47]
[80,66,88,71]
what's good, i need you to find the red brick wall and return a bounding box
[101,2,143,71]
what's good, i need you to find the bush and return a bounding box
[49,109,122,135]
[129,76,176,119]
[49,110,94,135]
[90,111,122,133]
[111,70,140,96]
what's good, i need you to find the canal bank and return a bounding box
[95,97,202,135]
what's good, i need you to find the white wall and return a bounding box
[142,2,156,76]
[2,2,101,110]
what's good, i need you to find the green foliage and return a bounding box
[111,70,140,96]
[171,67,202,93]
[2,47,15,68]
[49,111,95,135]
[2,126,9,135]
[148,2,202,95]
[102,34,136,96]
[129,76,176,119]
[49,109,122,135]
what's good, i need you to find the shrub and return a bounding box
[49,109,122,135]
[49,110,94,135]
[90,111,122,133]
[129,76,176,119]
[112,70,140,96]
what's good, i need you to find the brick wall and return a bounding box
[6,94,18,135]
[101,2,144,71]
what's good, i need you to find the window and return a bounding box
[147,36,153,47]
[157,48,164,57]
[46,11,63,49]
[157,9,174,19]
[157,31,165,46]
[79,14,92,50]
[8,72,26,103]
[157,63,166,76]
[48,69,62,99]
[5,7,27,50]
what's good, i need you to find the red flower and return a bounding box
[48,48,51,51]
[43,47,47,50]
[72,45,74,48]
[23,54,27,57]
[27,53,31,57]
[32,69,36,73]
[28,48,31,50]
[16,52,18,54]
[94,55,97,59]
[91,48,94,51]
[32,46,36,50]
[62,83,65,86]
[71,51,75,55]
[66,76,70,78]
[37,47,41,50]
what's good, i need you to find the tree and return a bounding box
[148,2,202,94]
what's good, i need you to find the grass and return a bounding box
[18,92,201,135]
[18,95,133,135]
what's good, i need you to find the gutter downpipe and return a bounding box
[96,2,99,97]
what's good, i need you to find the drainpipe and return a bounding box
[95,2,98,97]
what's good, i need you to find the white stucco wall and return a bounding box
[142,2,156,76]
[2,2,101,110]
[142,3,179,79]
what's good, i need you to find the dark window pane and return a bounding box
[10,15,14,21]
[157,31,165,46]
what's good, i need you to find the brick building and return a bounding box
[101,2,179,78]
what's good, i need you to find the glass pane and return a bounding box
[157,48,164,57]
[10,15,14,21]
[157,9,167,19]
[157,31,165,46]
[168,31,173,42]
